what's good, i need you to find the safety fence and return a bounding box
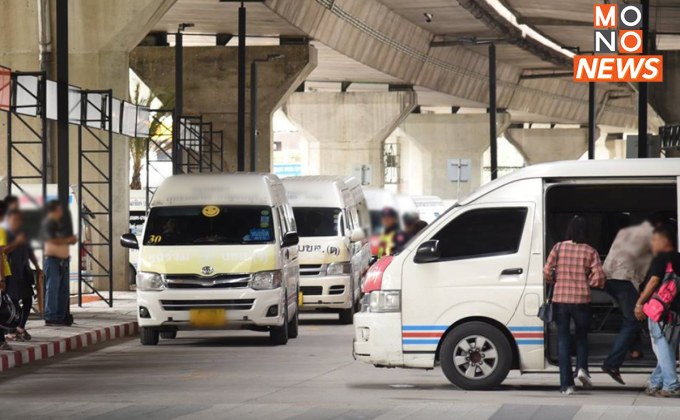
[0,65,225,307]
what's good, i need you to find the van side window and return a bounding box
[432,207,528,260]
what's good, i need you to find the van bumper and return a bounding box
[136,288,285,330]
[353,311,403,367]
[300,274,354,310]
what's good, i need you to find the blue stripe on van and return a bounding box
[508,326,543,332]
[402,339,440,345]
[402,325,448,331]
[515,339,544,345]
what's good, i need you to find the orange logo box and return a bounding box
[594,4,617,28]
[573,55,663,82]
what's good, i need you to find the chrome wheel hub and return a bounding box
[453,335,498,380]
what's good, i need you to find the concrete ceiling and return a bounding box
[153,0,486,108]
[153,0,304,36]
[150,0,659,127]
[504,0,680,53]
[380,0,558,69]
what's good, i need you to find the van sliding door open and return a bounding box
[544,179,678,368]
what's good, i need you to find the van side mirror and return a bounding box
[120,233,139,250]
[282,231,299,247]
[414,240,440,263]
[350,227,365,242]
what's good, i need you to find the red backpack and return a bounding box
[643,262,680,323]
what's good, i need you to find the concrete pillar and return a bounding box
[399,113,511,199]
[130,45,317,172]
[0,0,175,292]
[283,91,417,186]
[650,51,680,124]
[505,128,596,165]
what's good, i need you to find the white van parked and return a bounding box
[283,176,370,324]
[120,174,300,345]
[354,159,680,389]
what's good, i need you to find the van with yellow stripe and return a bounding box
[283,176,370,324]
[354,159,680,389]
[120,174,300,346]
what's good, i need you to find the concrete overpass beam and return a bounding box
[505,128,596,165]
[130,45,317,171]
[651,51,680,124]
[282,91,417,185]
[399,113,511,199]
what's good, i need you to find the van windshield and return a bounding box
[292,207,342,237]
[143,205,274,246]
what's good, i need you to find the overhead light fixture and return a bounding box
[424,13,433,23]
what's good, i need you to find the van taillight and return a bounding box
[362,256,393,293]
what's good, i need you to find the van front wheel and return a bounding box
[140,327,159,346]
[288,301,299,339]
[270,298,289,345]
[440,322,511,390]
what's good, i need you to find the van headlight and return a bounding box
[136,272,165,291]
[367,290,401,313]
[250,270,282,290]
[326,262,351,276]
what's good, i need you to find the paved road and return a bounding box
[1,314,679,419]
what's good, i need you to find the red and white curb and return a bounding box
[0,321,138,372]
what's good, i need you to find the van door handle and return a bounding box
[501,268,523,275]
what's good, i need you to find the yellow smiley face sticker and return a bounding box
[202,205,220,218]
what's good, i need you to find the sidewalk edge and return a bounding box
[0,321,138,372]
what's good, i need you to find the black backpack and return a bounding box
[0,291,20,330]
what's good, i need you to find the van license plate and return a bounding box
[190,309,226,327]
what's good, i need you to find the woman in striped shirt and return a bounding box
[544,216,606,395]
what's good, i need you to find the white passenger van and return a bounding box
[354,159,680,389]
[120,174,300,346]
[283,176,370,323]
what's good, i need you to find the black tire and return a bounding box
[339,306,354,325]
[288,302,299,339]
[270,298,289,345]
[160,331,177,339]
[439,321,512,390]
[140,327,159,346]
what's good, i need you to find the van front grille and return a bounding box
[165,274,250,289]
[329,285,345,295]
[160,299,254,311]
[300,286,322,296]
[300,264,323,276]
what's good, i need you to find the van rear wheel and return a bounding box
[440,322,511,390]
[140,327,159,346]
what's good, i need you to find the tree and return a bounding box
[129,84,174,190]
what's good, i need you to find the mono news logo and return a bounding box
[574,3,663,83]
